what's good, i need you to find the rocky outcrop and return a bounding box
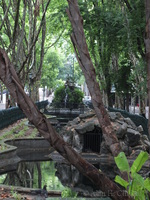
[57,110,150,198]
[60,110,150,156]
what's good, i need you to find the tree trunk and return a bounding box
[139,96,146,118]
[36,162,42,189]
[66,0,121,156]
[0,49,132,199]
[126,92,130,112]
[145,0,150,137]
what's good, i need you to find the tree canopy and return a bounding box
[0,0,146,107]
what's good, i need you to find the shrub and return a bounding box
[52,85,84,108]
[114,151,150,200]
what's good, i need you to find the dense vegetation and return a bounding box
[52,85,84,108]
[0,1,146,112]
[0,1,150,199]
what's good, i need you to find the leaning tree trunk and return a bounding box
[145,0,150,138]
[0,49,132,200]
[66,0,121,156]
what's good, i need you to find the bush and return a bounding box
[52,85,84,108]
[61,187,78,198]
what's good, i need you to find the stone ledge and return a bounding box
[0,138,53,174]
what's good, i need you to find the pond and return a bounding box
[0,161,64,191]
[0,159,112,199]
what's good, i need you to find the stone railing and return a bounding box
[0,100,49,130]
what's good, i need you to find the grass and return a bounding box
[0,119,39,140]
[0,119,40,152]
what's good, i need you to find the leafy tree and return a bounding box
[41,50,63,90]
[77,0,146,111]
[114,58,134,111]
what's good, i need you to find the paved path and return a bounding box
[0,103,5,110]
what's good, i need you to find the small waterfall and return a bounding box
[64,86,68,108]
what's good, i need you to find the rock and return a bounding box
[61,129,73,145]
[68,117,81,126]
[137,125,144,133]
[126,128,141,147]
[109,112,118,122]
[116,112,124,120]
[120,141,132,156]
[141,134,149,142]
[124,118,137,129]
[94,118,100,128]
[71,165,80,186]
[55,163,72,185]
[60,110,150,160]
[112,122,127,139]
[100,141,111,154]
[79,112,95,120]
[132,145,146,151]
[73,132,83,153]
[130,149,142,159]
[140,135,150,151]
[75,121,95,134]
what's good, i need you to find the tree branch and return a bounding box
[12,0,21,45]
[66,0,122,157]
[18,0,51,74]
[0,0,11,31]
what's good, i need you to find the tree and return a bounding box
[41,50,61,90]
[66,0,121,157]
[145,0,150,137]
[0,0,51,102]
[114,58,134,111]
[76,0,146,113]
[0,0,146,198]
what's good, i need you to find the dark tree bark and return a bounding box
[66,0,121,157]
[36,162,42,189]
[145,0,150,138]
[0,48,132,200]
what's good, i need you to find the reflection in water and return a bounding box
[46,199,110,200]
[0,161,64,191]
[0,160,113,199]
[55,162,114,198]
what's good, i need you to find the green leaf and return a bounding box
[144,178,150,192]
[132,172,144,187]
[134,190,145,200]
[115,175,129,189]
[114,152,130,172]
[129,173,145,199]
[131,151,148,173]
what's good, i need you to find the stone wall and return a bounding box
[60,110,150,157]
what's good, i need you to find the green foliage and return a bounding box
[114,151,150,200]
[0,120,28,140]
[129,59,147,99]
[114,152,130,173]
[33,161,64,190]
[52,85,84,108]
[114,58,134,96]
[11,187,22,200]
[61,187,78,198]
[29,128,38,138]
[41,50,63,89]
[0,144,7,151]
